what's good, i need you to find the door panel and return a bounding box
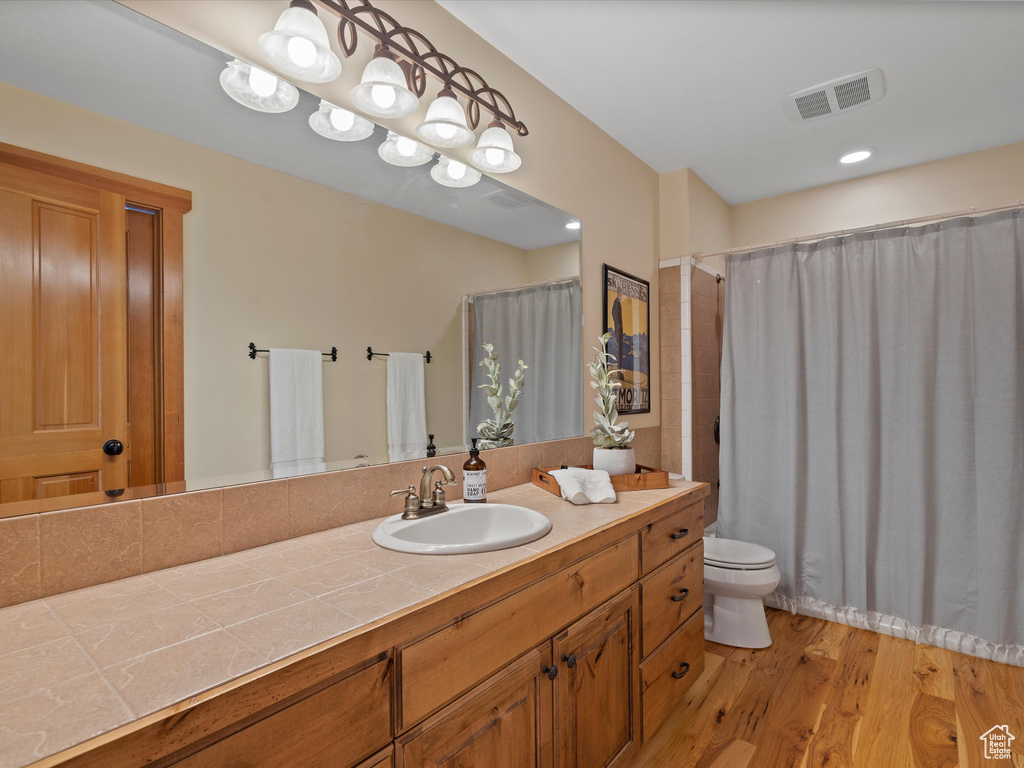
[553,588,640,768]
[0,164,128,501]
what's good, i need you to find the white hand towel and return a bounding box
[387,352,428,462]
[550,468,617,505]
[269,349,325,479]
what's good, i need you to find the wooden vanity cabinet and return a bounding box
[553,587,641,768]
[396,645,554,768]
[166,654,392,768]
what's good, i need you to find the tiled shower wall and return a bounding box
[690,266,724,523]
[0,428,662,610]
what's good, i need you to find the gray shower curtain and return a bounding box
[469,279,583,445]
[719,209,1024,654]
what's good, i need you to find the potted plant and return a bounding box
[589,332,635,476]
[476,342,528,449]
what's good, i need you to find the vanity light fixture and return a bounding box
[840,148,874,164]
[219,59,300,113]
[379,131,434,167]
[309,99,375,141]
[470,120,522,173]
[258,0,341,83]
[351,48,420,119]
[416,88,475,148]
[431,156,481,188]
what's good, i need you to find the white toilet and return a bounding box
[703,536,781,648]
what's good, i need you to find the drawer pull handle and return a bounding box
[670,588,691,602]
[671,662,691,680]
[543,665,558,680]
[670,528,690,540]
[562,653,577,669]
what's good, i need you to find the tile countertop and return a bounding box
[0,480,701,768]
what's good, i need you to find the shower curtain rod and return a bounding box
[464,275,580,301]
[692,199,1024,262]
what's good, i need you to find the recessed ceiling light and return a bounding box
[840,149,873,164]
[565,221,581,230]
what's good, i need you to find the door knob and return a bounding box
[102,439,124,456]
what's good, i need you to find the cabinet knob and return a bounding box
[561,653,577,669]
[670,588,690,602]
[671,662,691,680]
[670,528,690,540]
[543,665,558,680]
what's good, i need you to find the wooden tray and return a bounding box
[531,464,670,496]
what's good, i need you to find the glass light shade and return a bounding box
[470,121,522,173]
[416,89,474,148]
[258,3,341,83]
[219,59,299,113]
[378,131,434,167]
[351,52,419,118]
[431,156,482,188]
[309,100,375,142]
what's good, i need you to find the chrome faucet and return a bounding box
[390,464,457,520]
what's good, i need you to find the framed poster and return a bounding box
[602,264,650,414]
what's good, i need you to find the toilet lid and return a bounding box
[704,536,777,568]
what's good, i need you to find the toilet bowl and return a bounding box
[703,536,780,648]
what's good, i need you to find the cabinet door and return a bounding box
[397,644,554,768]
[553,588,640,768]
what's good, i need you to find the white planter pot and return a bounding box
[592,447,636,477]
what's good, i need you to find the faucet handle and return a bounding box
[431,479,449,507]
[391,486,421,516]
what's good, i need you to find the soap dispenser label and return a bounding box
[464,470,487,502]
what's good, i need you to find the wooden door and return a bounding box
[553,588,641,768]
[0,163,128,501]
[396,644,554,768]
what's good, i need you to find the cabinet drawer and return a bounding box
[640,500,703,575]
[640,609,704,741]
[170,655,392,768]
[640,542,703,658]
[399,537,637,729]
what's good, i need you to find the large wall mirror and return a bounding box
[0,0,583,516]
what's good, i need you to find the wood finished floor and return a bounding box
[627,608,1024,768]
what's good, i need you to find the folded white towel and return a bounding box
[550,468,617,506]
[269,349,325,476]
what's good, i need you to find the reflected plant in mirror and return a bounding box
[476,343,527,449]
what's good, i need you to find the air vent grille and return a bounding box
[782,69,885,123]
[482,189,534,209]
[795,90,831,120]
[835,77,871,110]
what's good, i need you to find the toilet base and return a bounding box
[705,594,773,648]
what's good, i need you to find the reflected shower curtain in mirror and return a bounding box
[718,209,1024,663]
[469,279,583,446]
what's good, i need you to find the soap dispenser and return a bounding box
[463,438,487,503]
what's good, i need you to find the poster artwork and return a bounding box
[603,265,650,415]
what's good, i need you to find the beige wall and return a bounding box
[123,0,662,432]
[658,168,731,274]
[0,82,529,482]
[525,241,580,284]
[732,142,1024,247]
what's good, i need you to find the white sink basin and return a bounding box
[372,503,551,555]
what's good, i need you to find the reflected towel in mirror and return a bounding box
[269,349,326,479]
[387,352,428,462]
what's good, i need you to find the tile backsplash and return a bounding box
[0,428,661,609]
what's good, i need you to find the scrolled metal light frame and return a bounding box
[312,0,528,137]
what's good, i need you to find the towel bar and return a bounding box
[248,342,338,361]
[367,346,432,363]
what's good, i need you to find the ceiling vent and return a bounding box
[482,188,535,209]
[782,69,885,123]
